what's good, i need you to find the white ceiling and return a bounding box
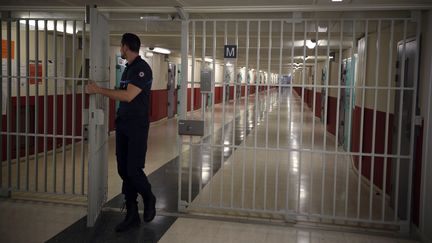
[1,0,432,11]
[1,0,429,72]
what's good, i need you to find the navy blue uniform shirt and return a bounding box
[118,56,153,118]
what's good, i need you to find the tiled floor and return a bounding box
[0,88,420,243]
[187,90,395,222]
[159,218,417,243]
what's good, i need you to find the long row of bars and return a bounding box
[0,18,88,196]
[179,18,420,225]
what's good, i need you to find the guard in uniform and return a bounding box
[86,33,156,232]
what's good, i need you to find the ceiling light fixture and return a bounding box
[306,39,316,49]
[145,52,154,58]
[318,26,328,32]
[149,47,171,55]
[332,0,343,2]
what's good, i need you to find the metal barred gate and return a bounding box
[177,15,420,230]
[0,6,109,227]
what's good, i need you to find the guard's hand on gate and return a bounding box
[86,81,100,94]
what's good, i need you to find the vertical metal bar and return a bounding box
[298,20,307,214]
[179,20,189,119]
[333,20,344,217]
[277,20,283,151]
[178,140,183,207]
[394,20,407,222]
[62,20,67,194]
[6,18,12,190]
[209,20,217,206]
[233,21,240,208]
[382,20,394,221]
[34,20,40,192]
[219,20,227,208]
[300,21,313,215]
[318,21,324,214]
[263,20,272,211]
[230,21,239,208]
[345,19,356,217]
[179,19,189,209]
[201,21,206,120]
[406,17,421,223]
[191,21,195,115]
[369,20,381,220]
[188,136,192,204]
[198,20,205,194]
[253,20,261,210]
[186,21,193,204]
[288,20,295,215]
[241,20,250,209]
[71,20,77,194]
[357,20,369,219]
[16,20,21,190]
[53,20,58,193]
[266,21,272,149]
[43,20,48,192]
[229,20,234,206]
[420,26,432,232]
[312,20,319,150]
[81,21,86,195]
[275,20,283,211]
[321,20,331,215]
[25,19,30,191]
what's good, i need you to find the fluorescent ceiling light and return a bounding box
[318,26,328,32]
[306,40,316,49]
[150,47,171,55]
[332,0,343,2]
[140,16,161,20]
[204,57,213,62]
[225,62,233,67]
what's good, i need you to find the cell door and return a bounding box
[391,38,418,221]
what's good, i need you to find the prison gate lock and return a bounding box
[83,108,105,142]
[178,120,204,136]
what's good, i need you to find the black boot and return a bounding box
[143,195,156,222]
[115,201,141,232]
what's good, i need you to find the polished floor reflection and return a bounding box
[159,218,417,243]
[184,88,396,225]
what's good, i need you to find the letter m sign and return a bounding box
[224,45,237,58]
